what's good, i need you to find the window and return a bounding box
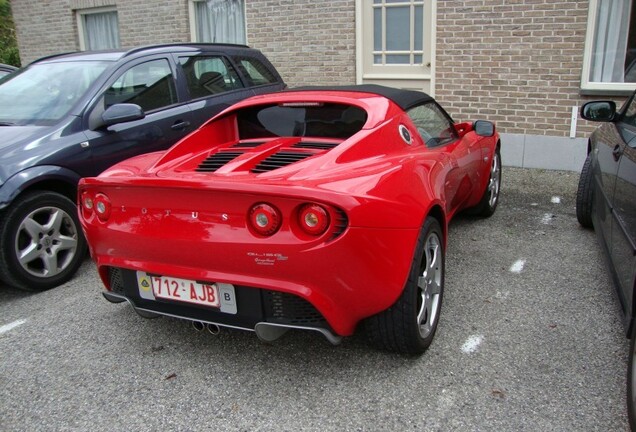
[103,59,177,112]
[356,0,435,94]
[0,61,109,125]
[582,0,636,93]
[238,104,367,139]
[234,57,279,86]
[407,103,457,147]
[77,8,120,50]
[372,0,425,65]
[179,56,244,98]
[189,0,246,44]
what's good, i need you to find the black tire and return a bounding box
[629,330,636,431]
[366,217,445,355]
[576,155,594,229]
[470,146,502,217]
[0,191,87,291]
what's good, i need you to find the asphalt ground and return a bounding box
[0,167,628,431]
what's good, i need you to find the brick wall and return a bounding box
[10,0,631,142]
[245,0,356,87]
[12,0,190,64]
[434,0,609,138]
[12,1,79,63]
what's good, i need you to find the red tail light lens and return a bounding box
[298,204,330,236]
[249,203,281,236]
[94,193,112,221]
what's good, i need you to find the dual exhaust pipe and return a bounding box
[192,321,221,335]
[189,320,342,345]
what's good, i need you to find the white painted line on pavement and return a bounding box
[541,213,554,224]
[0,319,27,335]
[510,259,526,273]
[462,335,484,354]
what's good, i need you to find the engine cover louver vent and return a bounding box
[292,142,339,150]
[251,151,314,173]
[232,141,265,148]
[196,151,243,172]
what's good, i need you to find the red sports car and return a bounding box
[79,85,501,354]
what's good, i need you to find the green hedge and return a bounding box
[0,0,20,67]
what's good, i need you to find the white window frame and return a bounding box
[581,0,636,94]
[355,0,436,95]
[76,6,120,51]
[188,0,248,44]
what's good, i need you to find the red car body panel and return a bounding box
[79,87,499,338]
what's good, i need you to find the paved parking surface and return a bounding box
[0,167,628,431]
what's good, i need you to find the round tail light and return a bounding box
[298,204,330,236]
[81,192,94,211]
[249,203,281,236]
[94,193,112,221]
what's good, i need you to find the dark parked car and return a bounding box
[0,43,285,291]
[0,63,17,78]
[576,90,636,429]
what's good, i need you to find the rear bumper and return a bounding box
[91,226,420,336]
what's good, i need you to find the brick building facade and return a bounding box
[10,0,636,171]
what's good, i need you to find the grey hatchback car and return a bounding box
[0,43,285,291]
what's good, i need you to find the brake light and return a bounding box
[298,204,330,236]
[81,192,94,211]
[94,193,112,221]
[248,203,281,236]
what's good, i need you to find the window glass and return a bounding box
[192,0,246,44]
[234,57,278,86]
[104,59,177,112]
[622,96,636,128]
[179,56,244,98]
[407,103,457,147]
[588,0,635,84]
[372,0,425,65]
[0,61,109,125]
[237,103,367,139]
[81,11,120,50]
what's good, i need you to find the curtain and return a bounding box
[195,0,246,44]
[84,12,120,50]
[590,0,632,83]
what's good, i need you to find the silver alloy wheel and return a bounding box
[488,152,501,208]
[417,232,442,338]
[15,206,78,278]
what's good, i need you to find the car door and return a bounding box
[81,55,195,176]
[407,102,483,213]
[611,94,636,317]
[176,53,255,127]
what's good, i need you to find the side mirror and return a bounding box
[580,101,616,122]
[101,103,145,127]
[474,120,495,137]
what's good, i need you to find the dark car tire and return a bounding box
[629,330,636,431]
[0,191,87,291]
[470,146,502,217]
[366,216,445,355]
[576,155,594,229]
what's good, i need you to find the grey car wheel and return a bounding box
[0,191,87,291]
[366,216,445,355]
[470,146,501,217]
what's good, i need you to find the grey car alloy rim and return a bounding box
[417,232,442,338]
[15,206,78,278]
[488,152,501,208]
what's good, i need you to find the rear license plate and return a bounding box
[136,272,237,314]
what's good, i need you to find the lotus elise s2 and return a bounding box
[79,85,501,354]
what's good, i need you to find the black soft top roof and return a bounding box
[288,84,434,111]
